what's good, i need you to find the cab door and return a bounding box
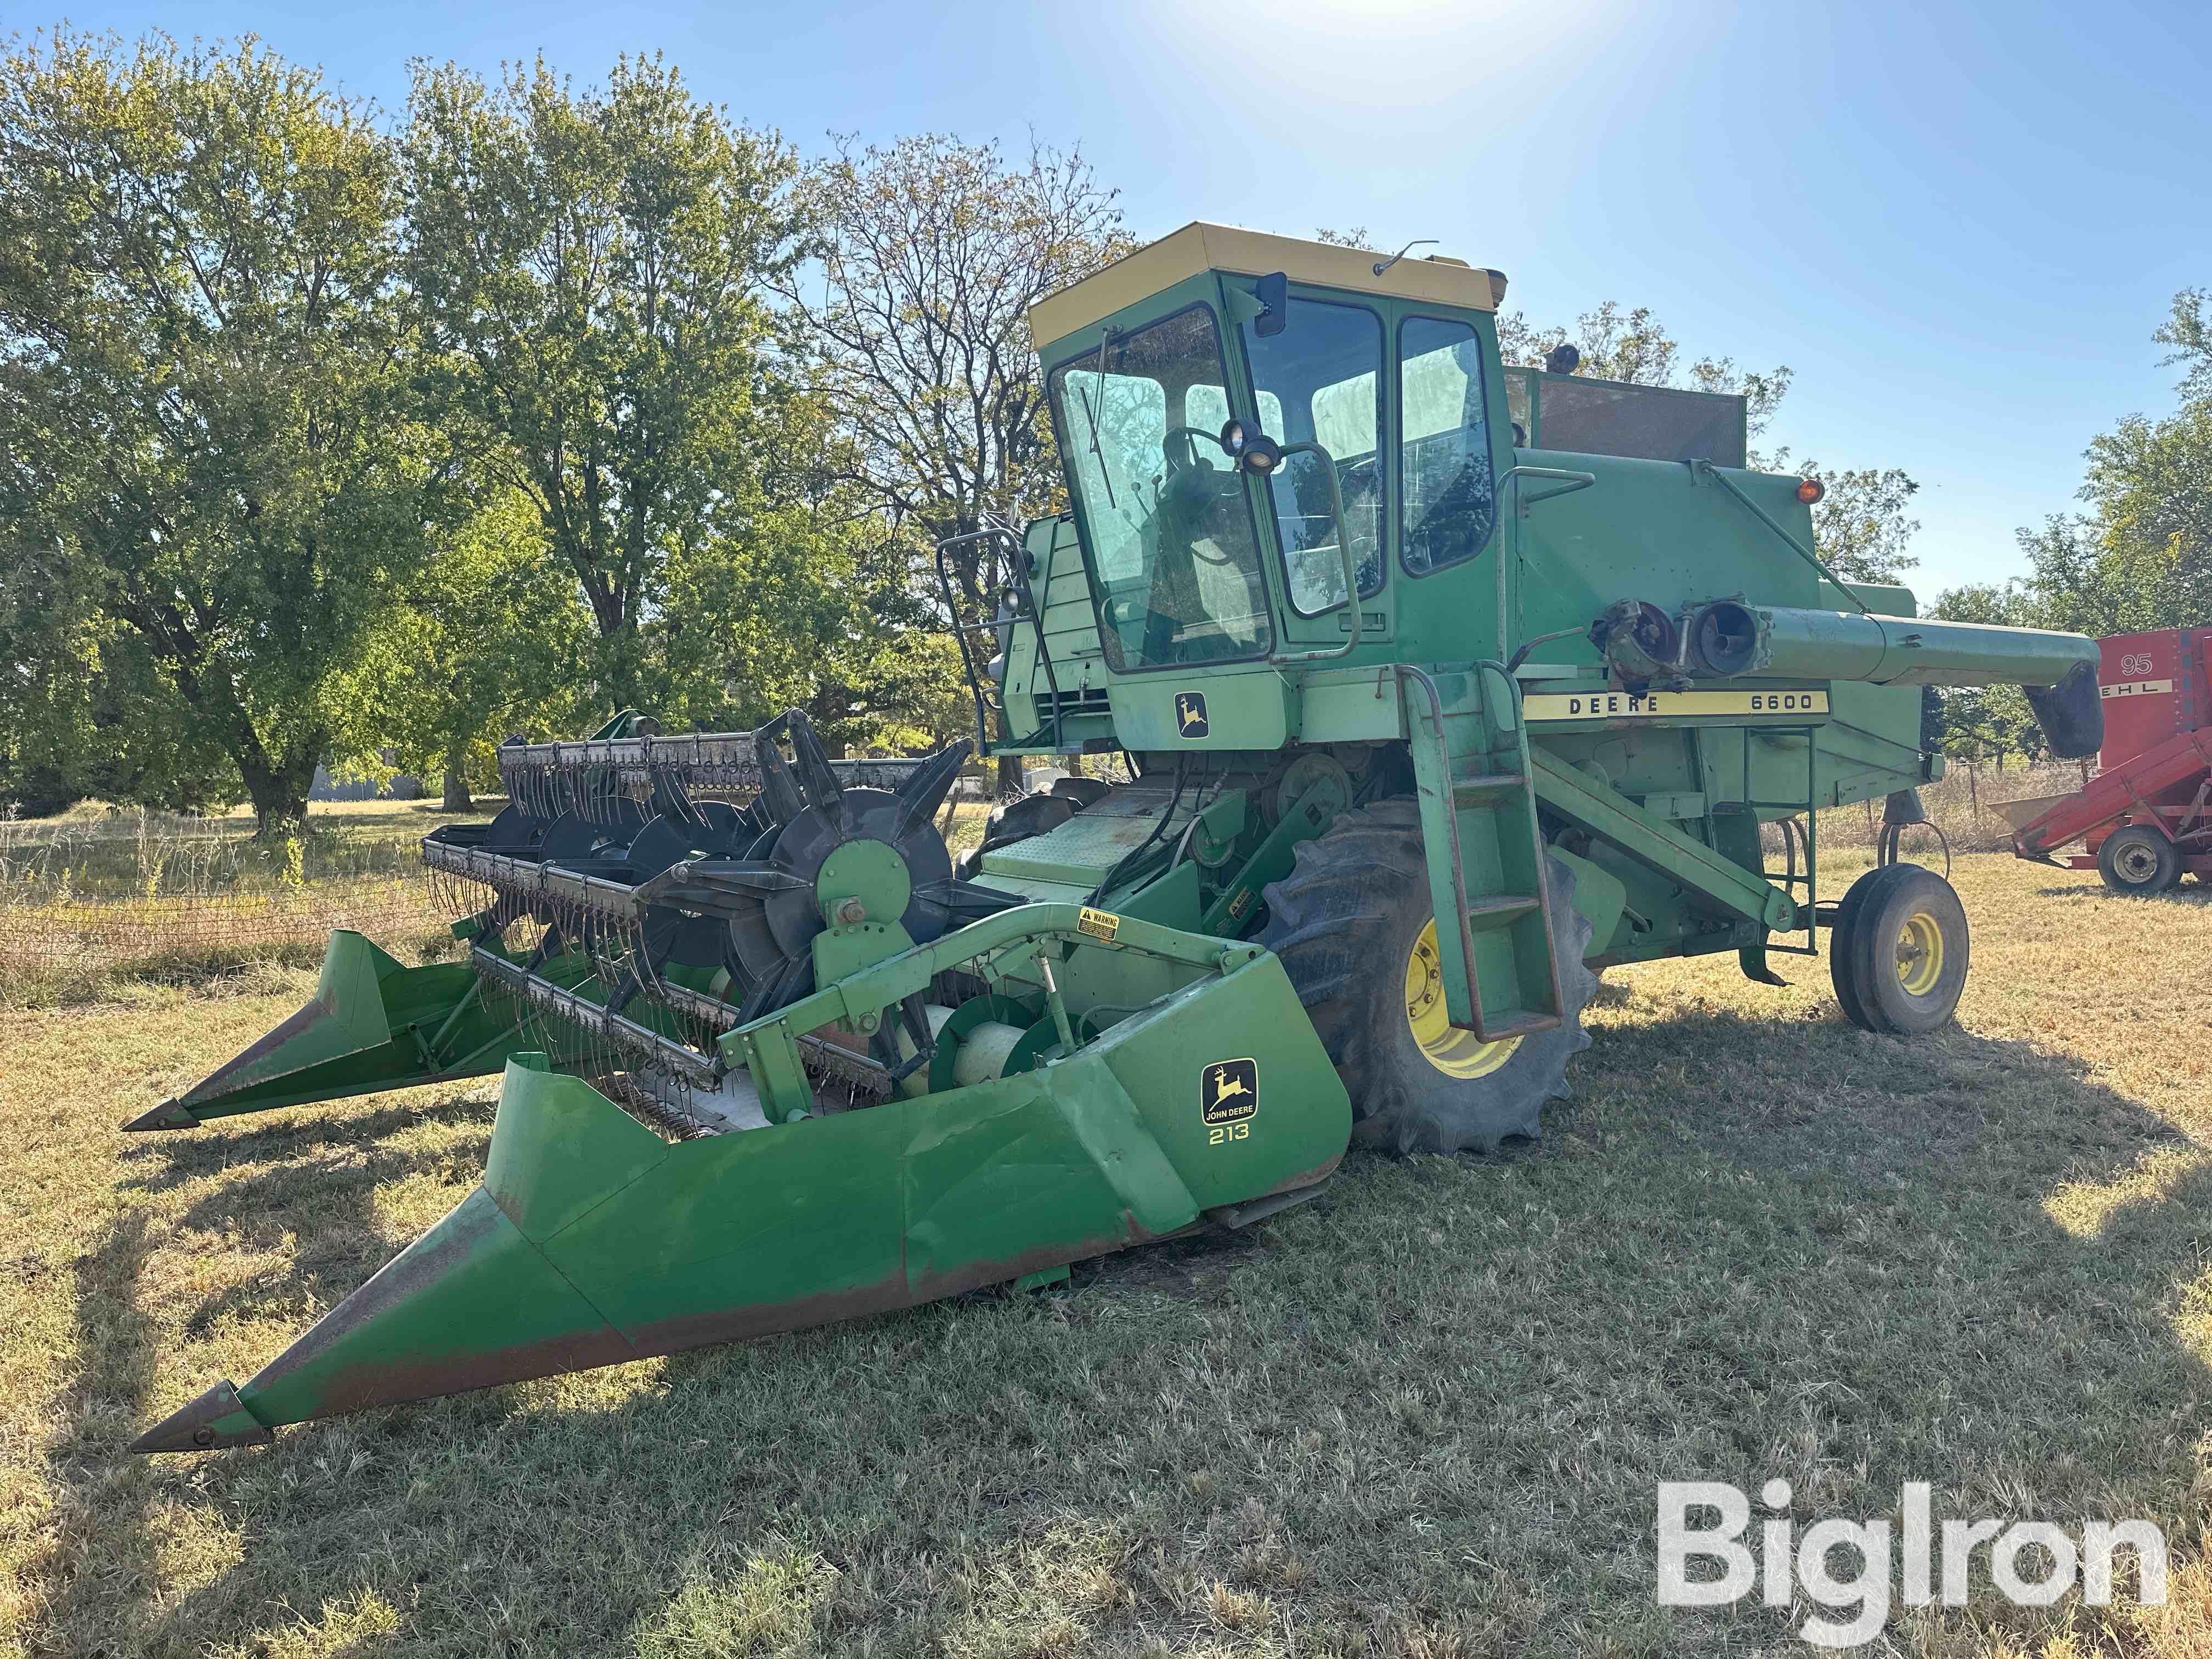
[1220,278,1395,652]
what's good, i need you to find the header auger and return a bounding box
[134,222,2101,1454]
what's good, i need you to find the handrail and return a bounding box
[934,522,1066,751]
[1493,464,1596,674]
[1268,440,1363,666]
[1496,464,1596,510]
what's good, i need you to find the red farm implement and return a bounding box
[2001,627,2212,894]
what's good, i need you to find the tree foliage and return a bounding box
[400,55,826,722]
[0,30,439,830]
[778,133,1127,776]
[1940,291,2212,639]
[341,488,595,805]
[1497,300,1920,583]
[783,134,1126,580]
[1928,286,2212,759]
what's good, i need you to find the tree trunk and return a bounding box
[240,743,319,838]
[996,753,1026,795]
[442,755,472,812]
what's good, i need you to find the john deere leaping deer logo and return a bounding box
[1173,691,1209,739]
[1200,1057,1258,1125]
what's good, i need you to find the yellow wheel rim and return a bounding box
[1894,910,1944,996]
[1405,919,1521,1079]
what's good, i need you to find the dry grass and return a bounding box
[0,800,470,902]
[1816,763,2091,856]
[0,804,478,1011]
[0,797,997,1013]
[3,850,2209,1656]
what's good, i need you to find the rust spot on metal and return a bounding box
[121,1098,200,1132]
[238,1191,640,1421]
[128,1380,273,1453]
[304,1325,642,1420]
[174,992,338,1108]
[1253,1153,1345,1199]
[624,1227,1147,1362]
[202,1163,1344,1436]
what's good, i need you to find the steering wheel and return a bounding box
[1161,426,1227,470]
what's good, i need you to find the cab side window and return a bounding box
[1399,315,1496,574]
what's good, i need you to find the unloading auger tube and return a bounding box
[1593,596,2103,757]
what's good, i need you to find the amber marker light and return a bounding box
[1796,478,1826,504]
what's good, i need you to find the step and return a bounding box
[1452,772,1526,803]
[1464,894,1541,927]
[1471,1008,1563,1041]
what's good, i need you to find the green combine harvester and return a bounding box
[131,223,2104,1454]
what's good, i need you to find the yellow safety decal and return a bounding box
[1524,689,1831,721]
[1076,906,1120,942]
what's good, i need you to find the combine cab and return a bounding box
[133,222,2103,1454]
[2001,627,2212,893]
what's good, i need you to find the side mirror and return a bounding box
[1238,435,1283,476]
[1253,270,1288,337]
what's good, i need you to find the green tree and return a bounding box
[1972,290,2212,647]
[779,133,1127,782]
[400,54,814,722]
[342,488,595,808]
[1925,580,2042,763]
[1497,300,1920,583]
[0,30,438,831]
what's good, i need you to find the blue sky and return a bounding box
[44,0,2212,599]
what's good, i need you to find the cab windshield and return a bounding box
[1048,307,1274,671]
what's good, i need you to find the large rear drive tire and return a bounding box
[1830,864,1970,1035]
[2097,825,2182,895]
[1257,798,1598,1154]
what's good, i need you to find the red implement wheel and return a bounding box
[2097,825,2182,895]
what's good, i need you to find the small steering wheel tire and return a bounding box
[2097,825,2181,895]
[1831,864,1970,1035]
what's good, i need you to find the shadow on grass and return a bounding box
[119,1092,496,1342]
[24,1212,165,1654]
[114,1101,460,1195]
[35,1013,2212,1656]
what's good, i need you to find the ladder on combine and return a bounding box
[1397,664,1565,1041]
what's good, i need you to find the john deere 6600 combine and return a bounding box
[131,224,2103,1454]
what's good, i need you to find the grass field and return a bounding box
[3,847,2209,1656]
